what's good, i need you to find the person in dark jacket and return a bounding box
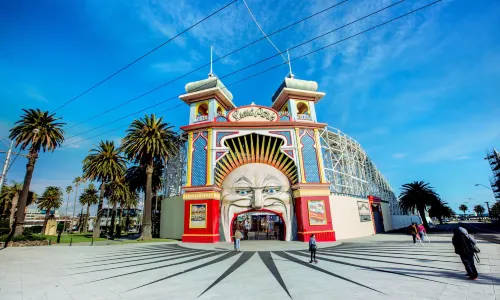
[408,223,418,244]
[309,234,317,263]
[452,227,478,280]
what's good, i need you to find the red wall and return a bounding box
[182,199,220,243]
[295,196,335,242]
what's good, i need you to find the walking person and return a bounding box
[309,234,317,263]
[234,228,243,252]
[452,227,479,280]
[408,223,418,245]
[417,223,426,242]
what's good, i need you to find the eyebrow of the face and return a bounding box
[262,174,280,185]
[233,176,253,186]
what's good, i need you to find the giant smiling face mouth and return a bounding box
[220,163,293,242]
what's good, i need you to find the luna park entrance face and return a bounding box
[232,211,285,241]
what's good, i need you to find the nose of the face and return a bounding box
[252,189,263,209]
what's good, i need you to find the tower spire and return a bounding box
[287,49,294,78]
[208,46,214,77]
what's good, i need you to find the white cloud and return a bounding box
[25,85,47,103]
[393,153,406,159]
[152,60,194,73]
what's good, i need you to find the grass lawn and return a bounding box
[55,233,107,244]
[52,233,175,245]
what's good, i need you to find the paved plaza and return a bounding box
[0,233,499,300]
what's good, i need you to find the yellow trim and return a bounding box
[183,192,221,201]
[183,234,220,236]
[293,189,330,198]
[206,129,213,185]
[186,132,194,187]
[298,230,334,234]
[189,203,207,229]
[314,129,326,183]
[295,128,306,183]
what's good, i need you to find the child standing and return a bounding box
[309,234,317,263]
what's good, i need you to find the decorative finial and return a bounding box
[251,102,255,105]
[287,49,294,78]
[208,46,214,78]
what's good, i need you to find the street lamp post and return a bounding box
[474,184,493,219]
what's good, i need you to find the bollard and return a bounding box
[70,237,72,246]
[90,237,93,246]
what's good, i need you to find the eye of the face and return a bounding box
[263,187,280,194]
[236,189,252,196]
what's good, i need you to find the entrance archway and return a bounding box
[231,209,286,241]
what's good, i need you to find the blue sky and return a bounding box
[1,0,499,215]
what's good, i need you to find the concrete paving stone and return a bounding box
[1,233,499,299]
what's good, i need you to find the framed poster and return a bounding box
[357,201,371,222]
[189,203,207,228]
[308,200,327,225]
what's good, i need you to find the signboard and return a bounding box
[228,105,278,122]
[357,201,371,222]
[308,200,327,225]
[189,203,207,228]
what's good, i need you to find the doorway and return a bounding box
[372,204,385,233]
[232,211,285,241]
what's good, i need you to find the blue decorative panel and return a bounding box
[192,133,207,186]
[216,116,228,122]
[301,131,320,183]
[280,115,291,121]
[216,131,238,147]
[269,130,292,146]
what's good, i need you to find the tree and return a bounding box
[459,204,468,217]
[9,109,65,236]
[120,114,178,240]
[105,177,131,237]
[0,181,36,225]
[83,141,126,238]
[62,185,73,232]
[78,183,98,233]
[37,186,63,234]
[123,192,139,233]
[71,177,82,221]
[428,200,454,224]
[399,181,441,230]
[490,202,500,220]
[473,205,485,221]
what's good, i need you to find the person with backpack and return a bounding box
[309,234,317,263]
[452,227,479,280]
[408,223,418,244]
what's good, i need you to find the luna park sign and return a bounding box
[229,106,278,122]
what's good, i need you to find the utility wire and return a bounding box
[64,0,404,140]
[242,0,287,62]
[62,0,442,148]
[64,0,348,131]
[52,0,238,113]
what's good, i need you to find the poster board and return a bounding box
[189,203,207,228]
[308,200,327,225]
[357,201,372,222]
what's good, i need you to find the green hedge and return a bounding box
[0,233,47,242]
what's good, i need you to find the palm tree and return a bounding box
[123,192,139,233]
[125,160,164,207]
[71,177,82,222]
[9,109,65,236]
[105,177,131,237]
[459,204,468,218]
[0,181,36,227]
[62,185,73,232]
[83,141,126,238]
[120,114,178,240]
[428,200,454,224]
[37,186,63,234]
[473,205,485,221]
[399,181,441,230]
[6,181,22,228]
[78,183,98,233]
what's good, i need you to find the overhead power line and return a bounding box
[64,0,404,140]
[62,0,442,148]
[64,0,349,131]
[242,0,287,62]
[51,0,238,112]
